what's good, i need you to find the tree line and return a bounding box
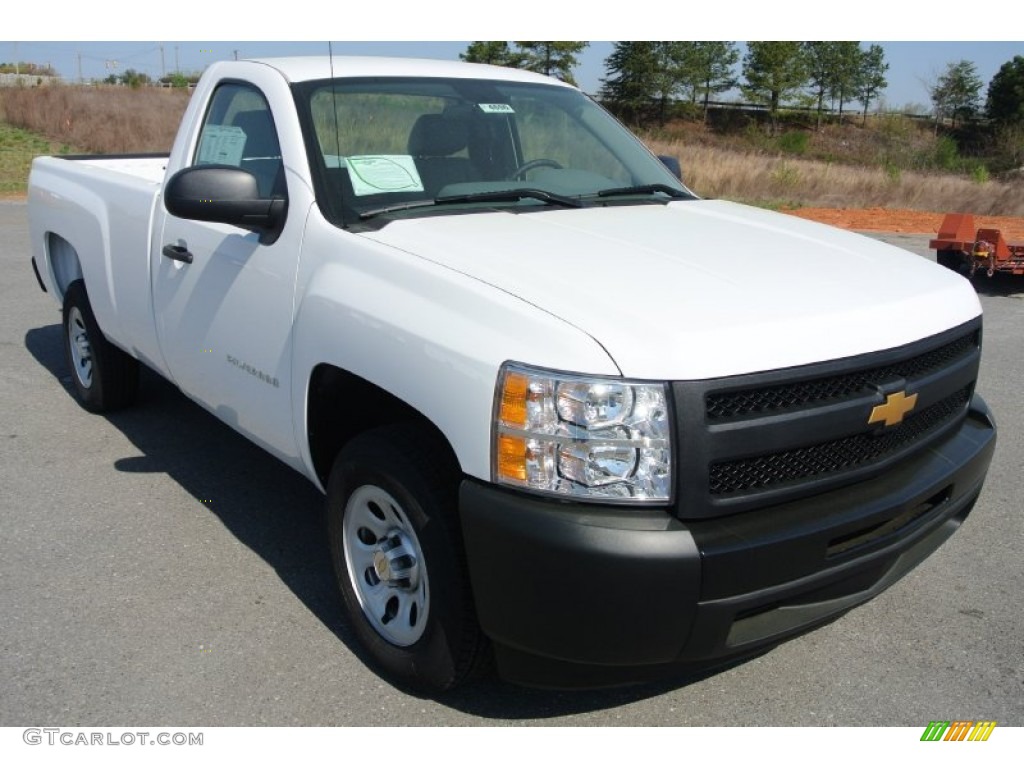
[460,42,1024,136]
[601,41,888,128]
[460,42,589,85]
[0,62,59,77]
[101,69,201,88]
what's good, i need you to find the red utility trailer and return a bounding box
[930,213,1024,277]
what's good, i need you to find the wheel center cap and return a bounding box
[370,531,419,588]
[372,550,392,582]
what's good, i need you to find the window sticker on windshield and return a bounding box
[346,155,425,196]
[478,103,515,114]
[197,125,247,166]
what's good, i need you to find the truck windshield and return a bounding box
[294,76,694,227]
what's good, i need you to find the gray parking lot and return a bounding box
[1,200,1021,726]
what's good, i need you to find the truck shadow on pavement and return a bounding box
[24,322,732,719]
[965,272,1024,298]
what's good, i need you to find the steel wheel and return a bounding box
[326,425,490,691]
[342,484,429,647]
[61,280,139,413]
[67,305,94,388]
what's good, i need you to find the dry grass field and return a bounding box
[644,137,1024,217]
[1,85,191,155]
[2,85,1022,222]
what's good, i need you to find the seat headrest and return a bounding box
[408,114,469,157]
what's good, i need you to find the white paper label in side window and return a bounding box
[197,125,247,166]
[346,155,425,196]
[478,103,515,114]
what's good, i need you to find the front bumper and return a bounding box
[459,395,996,688]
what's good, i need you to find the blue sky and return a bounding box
[4,40,1022,111]
[6,1,1022,110]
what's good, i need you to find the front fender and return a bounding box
[290,212,618,485]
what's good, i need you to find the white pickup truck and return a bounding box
[28,56,996,691]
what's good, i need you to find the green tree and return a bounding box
[931,60,983,129]
[602,42,660,124]
[682,42,739,121]
[803,42,844,129]
[459,42,524,68]
[855,44,888,125]
[159,71,201,88]
[513,41,588,85]
[103,68,152,88]
[123,69,151,88]
[601,42,686,125]
[986,55,1024,125]
[0,61,58,76]
[829,41,863,120]
[742,41,809,129]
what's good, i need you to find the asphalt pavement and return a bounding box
[1,200,1021,726]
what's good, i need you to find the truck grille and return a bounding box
[708,387,971,495]
[671,320,982,518]
[705,331,978,421]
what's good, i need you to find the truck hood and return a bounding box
[359,199,981,380]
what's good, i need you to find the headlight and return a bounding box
[493,363,672,503]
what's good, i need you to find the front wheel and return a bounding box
[326,424,489,692]
[62,280,139,412]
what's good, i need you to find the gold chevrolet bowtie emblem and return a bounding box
[869,391,918,427]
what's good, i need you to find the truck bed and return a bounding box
[28,153,170,372]
[55,153,169,184]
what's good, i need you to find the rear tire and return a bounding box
[62,280,139,412]
[326,424,489,693]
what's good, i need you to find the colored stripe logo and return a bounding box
[921,721,997,741]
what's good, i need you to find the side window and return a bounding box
[195,83,285,198]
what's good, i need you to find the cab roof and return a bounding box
[245,55,575,87]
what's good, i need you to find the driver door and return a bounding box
[152,80,301,463]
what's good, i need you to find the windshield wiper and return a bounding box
[594,184,691,199]
[358,188,585,221]
[436,188,585,209]
[358,199,438,220]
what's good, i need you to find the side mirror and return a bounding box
[164,165,286,243]
[657,155,683,182]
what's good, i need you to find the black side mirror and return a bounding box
[164,165,286,244]
[657,155,683,182]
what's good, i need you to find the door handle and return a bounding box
[162,243,193,264]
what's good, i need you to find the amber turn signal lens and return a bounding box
[499,371,529,427]
[496,435,527,481]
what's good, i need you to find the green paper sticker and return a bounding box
[346,155,425,196]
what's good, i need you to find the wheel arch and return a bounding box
[45,232,84,302]
[306,363,461,489]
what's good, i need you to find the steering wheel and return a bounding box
[507,158,563,180]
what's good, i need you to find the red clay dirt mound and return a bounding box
[786,207,1024,243]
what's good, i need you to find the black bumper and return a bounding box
[459,395,996,688]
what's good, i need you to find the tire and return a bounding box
[62,280,139,412]
[326,424,489,693]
